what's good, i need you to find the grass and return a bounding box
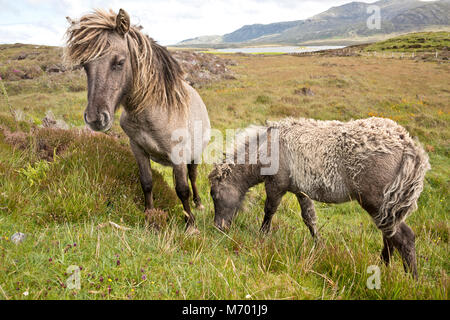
[0,43,449,300]
[365,31,450,52]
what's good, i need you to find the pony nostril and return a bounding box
[84,109,110,131]
[100,111,110,126]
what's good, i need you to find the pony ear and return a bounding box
[116,8,130,36]
[66,16,76,25]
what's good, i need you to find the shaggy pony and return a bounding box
[210,117,430,277]
[64,9,211,231]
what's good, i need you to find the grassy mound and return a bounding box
[0,115,178,225]
[365,31,450,52]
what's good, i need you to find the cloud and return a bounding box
[0,23,62,45]
[0,0,378,46]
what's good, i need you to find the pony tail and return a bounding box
[376,141,431,237]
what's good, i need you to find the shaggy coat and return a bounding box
[272,117,430,236]
[210,117,430,277]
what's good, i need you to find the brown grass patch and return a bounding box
[280,96,300,105]
[1,125,75,161]
[145,208,169,230]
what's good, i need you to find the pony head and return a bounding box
[65,9,188,132]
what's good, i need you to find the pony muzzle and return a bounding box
[84,110,112,132]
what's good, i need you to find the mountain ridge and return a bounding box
[177,0,450,47]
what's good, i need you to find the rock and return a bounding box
[42,111,69,130]
[16,53,28,60]
[11,232,27,244]
[42,111,57,128]
[171,50,236,87]
[45,64,66,73]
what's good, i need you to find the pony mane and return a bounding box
[208,163,233,183]
[64,9,189,113]
[209,125,267,183]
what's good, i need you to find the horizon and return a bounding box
[0,0,441,47]
[0,0,384,46]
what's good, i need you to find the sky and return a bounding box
[0,0,437,46]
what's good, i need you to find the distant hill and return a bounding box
[177,0,450,47]
[177,35,224,46]
[222,21,300,43]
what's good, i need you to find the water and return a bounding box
[215,46,345,54]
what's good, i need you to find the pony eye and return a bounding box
[112,59,125,70]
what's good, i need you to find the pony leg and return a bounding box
[187,164,204,210]
[130,141,154,212]
[381,235,395,266]
[260,183,286,234]
[389,222,418,279]
[357,194,401,271]
[296,194,319,240]
[173,164,196,229]
[360,196,418,278]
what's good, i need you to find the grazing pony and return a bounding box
[209,117,430,277]
[65,9,211,230]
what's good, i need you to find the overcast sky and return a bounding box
[0,0,434,46]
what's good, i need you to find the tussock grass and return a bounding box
[0,46,448,299]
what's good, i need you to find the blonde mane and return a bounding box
[64,9,189,113]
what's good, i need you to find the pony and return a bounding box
[65,9,211,231]
[209,117,430,277]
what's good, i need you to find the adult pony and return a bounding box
[65,9,211,230]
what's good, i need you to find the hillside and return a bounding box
[0,44,236,93]
[364,31,450,51]
[177,0,450,47]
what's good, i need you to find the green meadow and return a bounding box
[365,31,450,52]
[0,41,448,299]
